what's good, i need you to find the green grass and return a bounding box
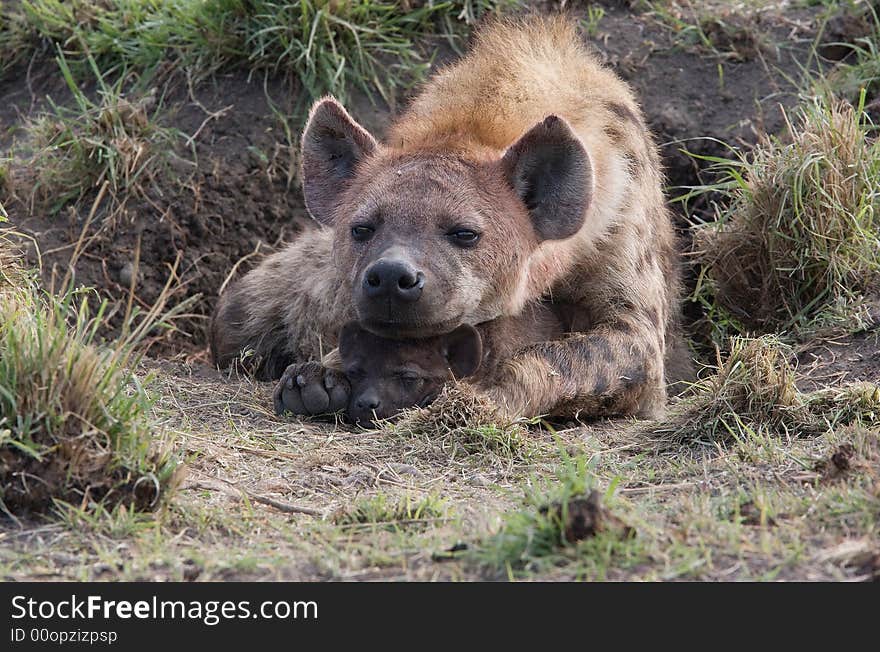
[27,51,182,214]
[55,500,162,539]
[334,492,449,531]
[580,4,605,39]
[0,231,182,516]
[637,0,773,61]
[1,0,516,106]
[0,159,8,194]
[5,1,515,212]
[0,2,33,73]
[686,94,880,340]
[822,4,880,106]
[475,452,639,577]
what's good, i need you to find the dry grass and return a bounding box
[387,383,541,464]
[655,336,805,445]
[22,53,183,215]
[691,96,880,337]
[653,335,880,447]
[0,224,22,295]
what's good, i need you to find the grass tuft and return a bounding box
[690,95,880,339]
[0,231,182,515]
[639,0,771,62]
[388,383,538,462]
[26,52,181,214]
[334,492,448,531]
[0,222,23,294]
[476,453,636,575]
[805,382,880,430]
[820,2,880,109]
[0,4,35,75]
[4,0,516,106]
[654,335,880,446]
[657,335,803,445]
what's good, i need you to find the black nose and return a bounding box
[363,259,424,302]
[355,396,380,412]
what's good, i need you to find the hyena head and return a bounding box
[338,321,482,426]
[300,97,594,338]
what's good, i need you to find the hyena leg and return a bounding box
[210,227,351,381]
[478,321,666,420]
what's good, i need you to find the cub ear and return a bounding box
[338,321,368,361]
[501,115,592,241]
[441,324,483,379]
[301,97,378,225]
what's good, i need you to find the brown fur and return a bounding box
[336,300,565,424]
[211,16,684,419]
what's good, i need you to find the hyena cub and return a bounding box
[275,302,565,426]
[335,322,482,426]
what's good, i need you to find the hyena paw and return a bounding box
[273,362,350,417]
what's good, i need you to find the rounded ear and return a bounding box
[441,324,482,379]
[338,321,368,361]
[500,115,592,241]
[301,97,378,225]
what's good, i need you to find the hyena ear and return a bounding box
[338,321,368,361]
[301,97,378,225]
[501,115,592,241]
[441,324,483,379]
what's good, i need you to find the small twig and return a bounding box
[61,180,109,291]
[245,492,322,516]
[185,104,234,148]
[231,445,306,461]
[121,230,142,340]
[620,481,697,495]
[184,478,323,517]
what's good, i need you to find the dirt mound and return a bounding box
[8,73,314,355]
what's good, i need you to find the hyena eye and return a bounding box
[447,228,480,247]
[351,225,375,241]
[346,367,367,380]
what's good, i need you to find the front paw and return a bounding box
[273,362,350,417]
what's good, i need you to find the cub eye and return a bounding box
[446,228,481,247]
[398,374,423,388]
[351,225,375,241]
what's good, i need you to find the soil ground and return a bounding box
[1,1,878,581]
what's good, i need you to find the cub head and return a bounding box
[338,321,482,426]
[301,97,593,338]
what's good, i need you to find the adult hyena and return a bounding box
[211,16,683,420]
